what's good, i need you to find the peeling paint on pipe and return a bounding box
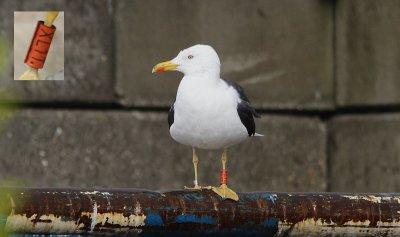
[0,188,399,236]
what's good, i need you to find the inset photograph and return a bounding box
[14,11,64,80]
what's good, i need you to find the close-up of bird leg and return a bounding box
[18,67,39,81]
[211,149,239,201]
[18,11,58,80]
[44,11,59,26]
[184,148,202,190]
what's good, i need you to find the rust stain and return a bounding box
[1,188,400,236]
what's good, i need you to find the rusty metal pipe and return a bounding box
[0,188,399,236]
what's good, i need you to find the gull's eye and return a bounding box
[188,55,193,59]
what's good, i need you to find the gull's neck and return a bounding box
[184,73,221,87]
[184,68,221,80]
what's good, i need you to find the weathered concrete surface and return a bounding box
[0,0,17,86]
[116,0,334,109]
[336,0,400,106]
[0,110,326,192]
[0,0,115,102]
[329,114,400,192]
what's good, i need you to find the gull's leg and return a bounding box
[184,148,202,190]
[210,149,239,201]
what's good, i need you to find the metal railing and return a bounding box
[1,188,399,236]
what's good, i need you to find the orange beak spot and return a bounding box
[155,67,165,73]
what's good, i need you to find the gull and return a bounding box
[152,45,261,201]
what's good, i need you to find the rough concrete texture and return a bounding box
[336,0,400,106]
[0,0,115,102]
[329,114,400,192]
[0,110,326,192]
[116,0,334,109]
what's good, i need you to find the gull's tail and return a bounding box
[253,133,264,137]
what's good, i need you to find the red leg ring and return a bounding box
[220,170,228,185]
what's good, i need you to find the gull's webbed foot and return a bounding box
[210,184,239,201]
[184,185,203,190]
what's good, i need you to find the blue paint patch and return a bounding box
[261,193,278,204]
[145,206,174,212]
[263,218,279,229]
[174,214,216,225]
[182,192,205,201]
[247,193,278,204]
[144,213,164,226]
[246,193,260,200]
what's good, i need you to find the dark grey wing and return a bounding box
[237,101,256,136]
[223,79,260,136]
[168,102,174,128]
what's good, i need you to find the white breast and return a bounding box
[170,76,248,150]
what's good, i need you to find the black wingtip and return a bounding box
[252,108,261,118]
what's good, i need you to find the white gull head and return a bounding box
[153,44,221,77]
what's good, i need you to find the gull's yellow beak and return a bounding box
[152,60,178,73]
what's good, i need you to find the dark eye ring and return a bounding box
[188,55,193,59]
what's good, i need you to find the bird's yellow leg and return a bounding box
[18,67,39,80]
[44,11,59,27]
[210,149,239,201]
[184,148,202,190]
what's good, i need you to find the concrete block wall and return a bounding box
[0,0,398,193]
[336,0,400,106]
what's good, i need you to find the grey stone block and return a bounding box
[336,0,400,106]
[329,114,400,192]
[116,0,334,109]
[0,110,327,192]
[0,0,115,103]
[0,0,17,85]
